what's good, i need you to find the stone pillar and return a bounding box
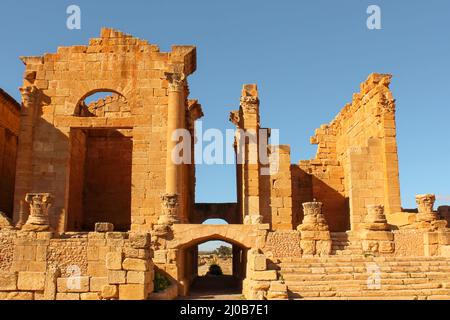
[162,72,185,225]
[360,205,394,254]
[22,193,53,232]
[297,201,332,256]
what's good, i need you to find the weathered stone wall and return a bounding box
[0,89,20,219]
[294,74,401,231]
[0,229,154,300]
[13,28,197,232]
[0,231,15,272]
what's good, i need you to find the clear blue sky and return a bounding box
[1,0,449,227]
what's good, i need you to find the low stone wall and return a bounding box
[0,230,154,300]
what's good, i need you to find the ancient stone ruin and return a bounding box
[0,28,449,300]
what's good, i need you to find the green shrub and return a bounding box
[208,264,223,276]
[154,272,171,292]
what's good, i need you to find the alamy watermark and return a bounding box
[170,122,280,176]
[367,5,382,30]
[67,5,81,30]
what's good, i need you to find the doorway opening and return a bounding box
[67,128,133,231]
[181,237,247,299]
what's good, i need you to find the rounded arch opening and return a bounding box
[74,89,128,117]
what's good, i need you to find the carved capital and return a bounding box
[240,96,259,114]
[298,201,329,232]
[23,193,53,230]
[165,72,186,92]
[416,194,436,214]
[19,85,38,108]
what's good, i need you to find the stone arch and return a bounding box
[74,90,129,117]
[171,224,260,250]
[171,224,261,297]
[66,81,134,116]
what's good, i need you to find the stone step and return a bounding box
[278,263,450,273]
[285,282,443,292]
[282,272,449,282]
[288,288,450,299]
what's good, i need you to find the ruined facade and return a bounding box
[0,29,450,300]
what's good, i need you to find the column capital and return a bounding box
[240,96,259,114]
[165,72,186,92]
[22,193,53,231]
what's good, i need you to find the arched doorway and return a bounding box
[180,237,247,300]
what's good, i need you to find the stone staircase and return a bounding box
[330,232,363,255]
[275,256,450,300]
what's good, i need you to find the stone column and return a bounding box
[239,86,263,225]
[297,201,331,256]
[22,193,53,232]
[162,72,185,225]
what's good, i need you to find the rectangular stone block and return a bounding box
[90,277,108,292]
[95,223,114,233]
[122,258,149,271]
[127,271,153,284]
[101,285,118,299]
[81,292,101,300]
[249,254,267,271]
[119,284,149,300]
[0,292,34,300]
[250,270,278,281]
[17,272,46,291]
[106,252,123,270]
[129,233,151,249]
[56,293,80,300]
[0,272,17,291]
[361,231,394,241]
[57,276,90,293]
[108,270,126,284]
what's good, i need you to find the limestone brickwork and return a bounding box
[1,29,450,300]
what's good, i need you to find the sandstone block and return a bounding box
[123,258,149,271]
[251,270,278,281]
[119,284,149,300]
[129,232,151,249]
[90,277,108,292]
[57,276,90,293]
[108,270,126,284]
[101,285,118,299]
[56,293,80,300]
[81,292,101,300]
[127,271,153,284]
[106,252,123,270]
[250,254,267,271]
[0,292,34,300]
[0,272,17,291]
[361,231,394,241]
[17,272,45,291]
